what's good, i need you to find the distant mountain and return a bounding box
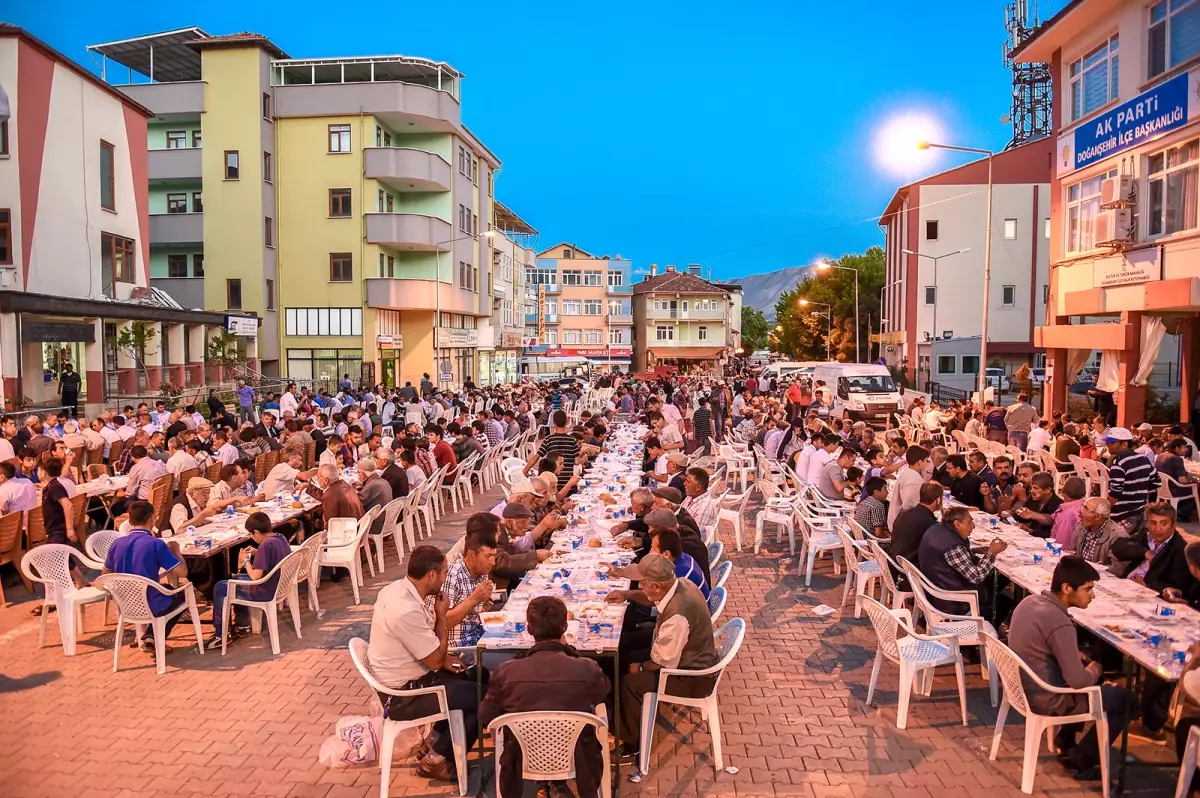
[726,266,813,321]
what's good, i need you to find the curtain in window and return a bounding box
[1171,2,1200,68]
[1065,348,1091,383]
[1132,316,1168,387]
[1097,350,1120,393]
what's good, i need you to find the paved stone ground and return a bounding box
[0,486,1186,798]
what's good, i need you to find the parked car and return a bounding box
[1030,368,1045,386]
[984,368,1010,391]
[1069,379,1096,395]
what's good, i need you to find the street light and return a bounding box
[814,259,859,363]
[800,299,832,361]
[434,231,495,379]
[901,248,969,346]
[917,139,994,399]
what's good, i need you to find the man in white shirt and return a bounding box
[164,437,196,491]
[654,412,684,453]
[117,417,137,441]
[280,383,299,418]
[368,545,479,782]
[805,434,838,484]
[1027,419,1052,453]
[794,438,817,482]
[258,446,313,498]
[764,420,787,461]
[400,449,426,490]
[214,429,240,466]
[887,445,930,528]
[0,462,37,514]
[0,432,15,463]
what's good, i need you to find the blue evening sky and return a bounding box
[7,0,1065,280]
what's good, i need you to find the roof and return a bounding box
[86,27,211,82]
[537,242,597,259]
[460,124,501,169]
[634,270,730,296]
[1010,0,1090,63]
[494,201,538,236]
[189,32,289,60]
[2,25,153,117]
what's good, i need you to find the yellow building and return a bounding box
[631,265,730,373]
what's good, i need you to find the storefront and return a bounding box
[436,326,479,390]
[376,334,402,390]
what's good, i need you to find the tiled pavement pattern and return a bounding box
[0,485,1186,798]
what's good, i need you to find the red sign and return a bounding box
[545,348,632,358]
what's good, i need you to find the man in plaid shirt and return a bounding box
[917,505,1007,617]
[440,529,499,648]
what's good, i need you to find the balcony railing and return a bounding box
[543,314,560,324]
[607,313,633,325]
[607,284,632,294]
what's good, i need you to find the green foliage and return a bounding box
[740,306,771,353]
[772,246,885,362]
[114,322,158,388]
[206,330,240,366]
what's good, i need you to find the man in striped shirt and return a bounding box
[1104,427,1160,537]
[528,409,580,493]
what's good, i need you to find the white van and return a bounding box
[760,361,819,381]
[812,363,901,427]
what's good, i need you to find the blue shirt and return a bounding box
[104,529,182,615]
[675,552,709,598]
[248,533,292,600]
[237,386,255,407]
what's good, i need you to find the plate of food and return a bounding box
[480,612,507,633]
[1100,623,1145,643]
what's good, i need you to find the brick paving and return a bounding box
[0,486,1185,798]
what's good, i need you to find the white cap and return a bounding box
[1102,427,1133,442]
[509,480,544,497]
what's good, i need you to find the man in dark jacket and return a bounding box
[889,481,943,589]
[480,596,610,798]
[946,454,986,510]
[917,505,1007,617]
[484,508,550,589]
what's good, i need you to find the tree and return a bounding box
[773,246,885,362]
[740,306,771,354]
[206,330,241,366]
[115,322,157,391]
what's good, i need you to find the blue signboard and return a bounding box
[1065,71,1191,173]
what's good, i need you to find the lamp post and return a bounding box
[814,260,859,362]
[917,140,994,399]
[799,300,832,361]
[901,248,970,348]
[434,231,494,383]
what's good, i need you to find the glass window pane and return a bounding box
[329,310,341,336]
[318,309,329,335]
[352,309,362,336]
[308,308,319,334]
[1172,3,1200,68]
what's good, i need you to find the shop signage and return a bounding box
[1093,246,1161,288]
[376,334,403,348]
[501,332,523,348]
[22,321,95,343]
[435,328,480,348]
[546,348,632,358]
[1058,70,1197,177]
[521,336,540,346]
[225,315,258,337]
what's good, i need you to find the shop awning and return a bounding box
[646,346,724,360]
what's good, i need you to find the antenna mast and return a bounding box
[1004,0,1053,148]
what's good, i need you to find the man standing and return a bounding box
[1004,392,1039,451]
[236,381,256,425]
[59,363,82,418]
[530,410,581,494]
[421,373,435,398]
[1105,427,1160,537]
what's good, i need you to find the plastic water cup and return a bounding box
[514,621,526,634]
[1032,554,1043,564]
[1148,634,1163,647]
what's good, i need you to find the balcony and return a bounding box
[646,306,725,320]
[607,285,632,295]
[150,277,205,310]
[149,212,202,246]
[607,313,633,325]
[364,213,452,251]
[524,312,539,324]
[364,147,451,192]
[273,62,461,130]
[364,278,476,314]
[540,283,562,294]
[543,314,560,324]
[148,147,202,182]
[116,81,205,119]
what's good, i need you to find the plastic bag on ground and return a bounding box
[318,714,425,768]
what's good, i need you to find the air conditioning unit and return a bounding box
[1100,174,1134,207]
[1094,207,1133,247]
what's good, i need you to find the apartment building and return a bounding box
[522,243,633,374]
[485,202,537,385]
[0,25,254,411]
[876,137,1053,389]
[88,27,502,390]
[631,265,732,373]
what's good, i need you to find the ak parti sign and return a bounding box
[546,348,631,358]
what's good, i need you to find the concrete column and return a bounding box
[83,318,106,407]
[1181,317,1200,427]
[1116,310,1145,428]
[187,325,206,386]
[1045,347,1068,420]
[0,312,19,410]
[165,323,186,387]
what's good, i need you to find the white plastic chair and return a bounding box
[441,453,478,514]
[1176,724,1199,798]
[707,540,724,567]
[707,585,727,624]
[794,506,842,586]
[348,637,469,797]
[84,529,122,563]
[753,481,796,555]
[867,540,911,612]
[316,517,368,605]
[716,491,751,552]
[639,617,745,776]
[446,535,466,564]
[93,574,204,675]
[292,530,326,613]
[711,560,732,590]
[1158,472,1200,516]
[982,632,1111,797]
[862,595,968,731]
[486,711,611,798]
[20,544,107,656]
[220,548,307,656]
[370,497,406,573]
[835,527,880,618]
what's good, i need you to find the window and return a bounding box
[1003,218,1018,239]
[545,328,558,346]
[937,356,956,374]
[378,189,384,211]
[698,325,708,341]
[1068,34,1119,120]
[328,124,351,153]
[265,279,275,310]
[167,193,188,214]
[102,232,135,283]
[286,348,363,381]
[286,309,364,336]
[191,130,201,148]
[1148,138,1199,236]
[1002,285,1016,306]
[925,286,935,304]
[329,188,352,218]
[961,356,980,375]
[0,120,8,155]
[564,329,582,345]
[227,279,242,309]
[585,329,603,345]
[192,192,203,213]
[583,270,602,286]
[562,300,582,315]
[607,270,623,287]
[0,210,10,264]
[926,220,938,240]
[609,328,623,345]
[472,158,478,185]
[385,194,394,213]
[100,141,115,210]
[583,300,603,315]
[166,130,186,149]
[1044,218,1051,239]
[1066,169,1117,252]
[262,92,272,119]
[383,132,391,147]
[224,150,239,180]
[330,253,353,282]
[561,270,582,286]
[545,299,558,315]
[193,253,204,277]
[562,248,573,258]
[1149,1,1200,79]
[263,152,272,182]
[656,325,674,341]
[608,300,623,316]
[264,217,274,247]
[459,204,469,233]
[167,254,188,277]
[457,261,476,291]
[1042,284,1050,303]
[458,145,469,176]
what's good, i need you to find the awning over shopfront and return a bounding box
[646,346,724,360]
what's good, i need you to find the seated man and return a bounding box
[102,500,189,650]
[1011,472,1062,538]
[817,447,858,501]
[443,530,497,648]
[889,482,943,590]
[917,505,1006,617]
[854,477,890,539]
[257,446,315,499]
[643,501,710,588]
[610,527,709,599]
[614,553,718,760]
[480,596,610,798]
[680,467,717,533]
[1008,556,1130,781]
[367,545,480,784]
[169,476,246,534]
[1066,498,1124,566]
[207,512,292,649]
[491,508,551,589]
[945,454,986,510]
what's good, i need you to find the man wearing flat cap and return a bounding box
[647,451,688,494]
[643,505,711,588]
[492,504,552,589]
[169,476,244,534]
[608,553,718,760]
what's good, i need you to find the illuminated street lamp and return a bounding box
[814,259,859,362]
[800,299,832,361]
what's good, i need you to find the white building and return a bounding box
[481,202,537,385]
